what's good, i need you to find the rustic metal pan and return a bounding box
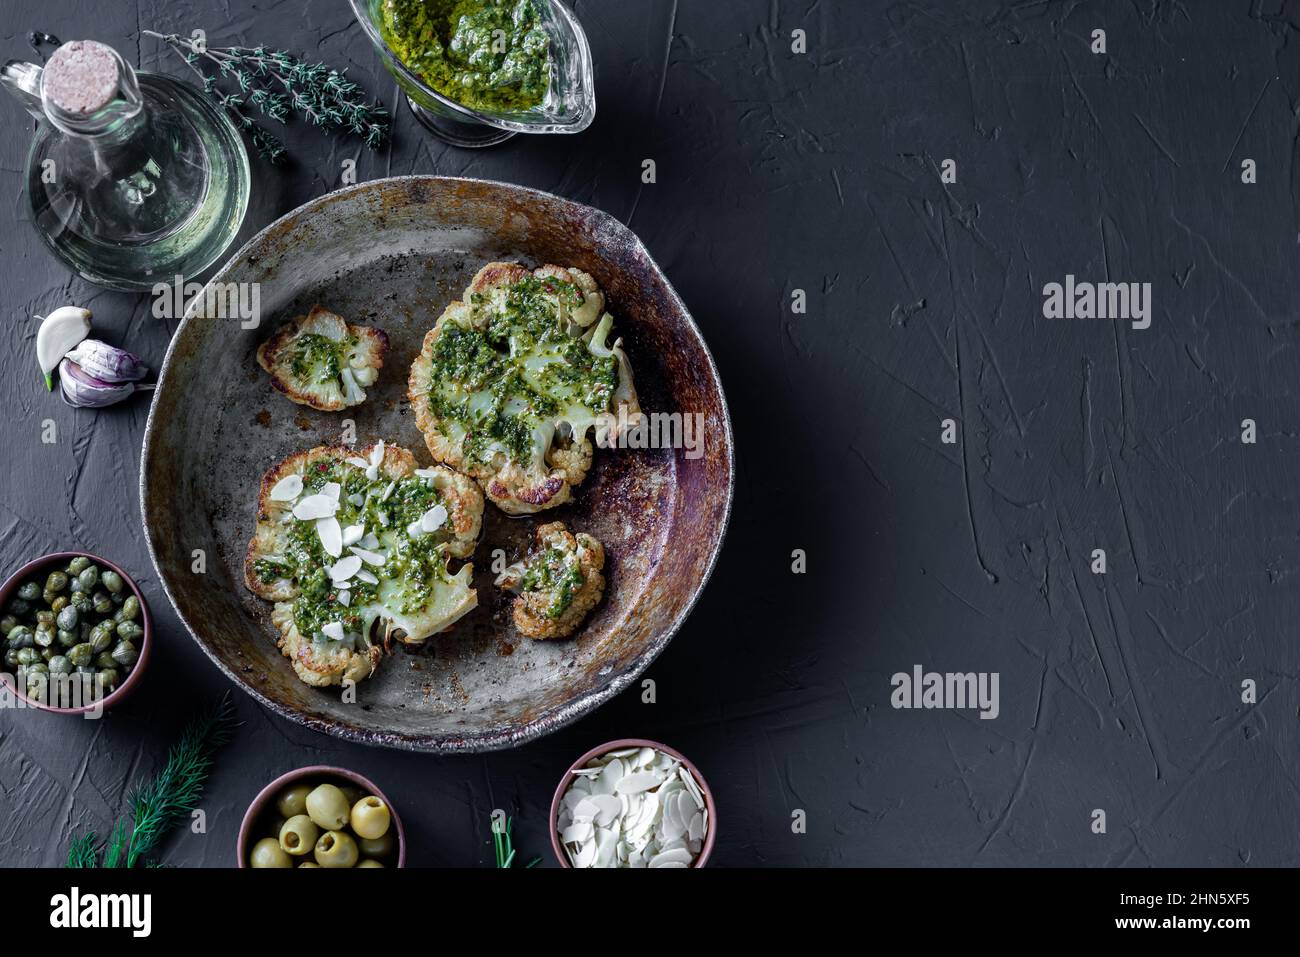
[140,176,733,752]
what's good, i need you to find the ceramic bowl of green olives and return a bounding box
[0,552,151,713]
[238,766,406,868]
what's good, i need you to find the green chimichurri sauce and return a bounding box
[269,458,460,642]
[520,545,584,619]
[426,274,619,468]
[379,0,552,113]
[290,333,353,384]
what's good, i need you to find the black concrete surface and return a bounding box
[1,0,1297,867]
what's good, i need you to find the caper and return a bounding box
[75,665,95,675]
[89,622,115,653]
[17,581,40,601]
[0,616,15,637]
[67,643,94,667]
[101,571,124,594]
[40,648,53,662]
[57,628,79,649]
[96,668,120,692]
[76,568,99,593]
[35,609,54,625]
[56,606,79,631]
[47,655,71,675]
[67,556,90,575]
[116,622,143,643]
[15,647,39,666]
[70,591,92,614]
[3,649,19,668]
[8,598,32,617]
[94,652,117,670]
[50,595,68,613]
[6,626,33,649]
[25,675,47,703]
[24,662,48,676]
[33,628,55,649]
[111,591,125,605]
[111,640,138,669]
[118,595,140,622]
[92,592,112,615]
[45,571,68,593]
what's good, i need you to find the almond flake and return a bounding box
[268,474,303,502]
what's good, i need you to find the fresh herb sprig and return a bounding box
[65,693,237,868]
[143,30,390,162]
[492,814,541,868]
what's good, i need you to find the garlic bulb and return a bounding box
[58,358,154,408]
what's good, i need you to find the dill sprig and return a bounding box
[64,693,237,868]
[492,814,541,868]
[143,30,390,162]
[66,833,100,868]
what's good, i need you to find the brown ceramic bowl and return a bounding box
[0,551,152,714]
[237,765,407,868]
[550,737,717,868]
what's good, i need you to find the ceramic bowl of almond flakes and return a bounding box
[550,738,715,868]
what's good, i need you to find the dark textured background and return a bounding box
[2,0,1297,867]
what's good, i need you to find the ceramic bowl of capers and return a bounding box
[0,552,151,713]
[238,766,406,868]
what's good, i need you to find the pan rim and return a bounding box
[139,174,735,753]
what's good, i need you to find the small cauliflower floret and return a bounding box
[244,442,484,688]
[495,521,605,640]
[271,602,381,687]
[257,305,388,411]
[408,262,640,515]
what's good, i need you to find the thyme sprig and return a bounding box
[492,814,541,868]
[64,693,237,868]
[143,30,390,162]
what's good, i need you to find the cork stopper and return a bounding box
[43,40,120,114]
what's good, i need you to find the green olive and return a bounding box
[278,814,319,856]
[356,859,383,868]
[350,796,391,840]
[313,829,358,868]
[356,830,395,859]
[298,861,320,868]
[305,783,350,830]
[248,837,292,868]
[275,783,313,820]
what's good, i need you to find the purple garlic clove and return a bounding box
[62,339,149,383]
[58,358,154,408]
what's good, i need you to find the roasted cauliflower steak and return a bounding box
[257,305,389,411]
[495,521,606,640]
[244,441,483,688]
[409,262,640,515]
